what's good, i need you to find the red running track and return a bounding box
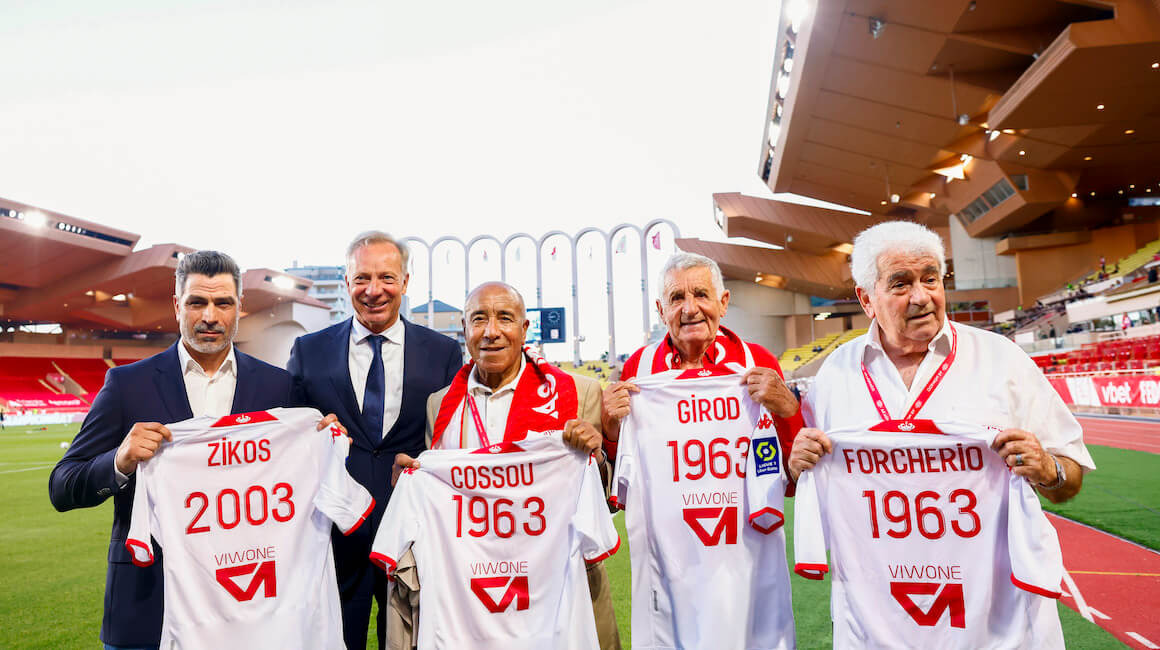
[1076,416,1160,453]
[1053,514,1160,649]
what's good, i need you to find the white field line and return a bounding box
[1127,632,1160,649]
[0,464,54,475]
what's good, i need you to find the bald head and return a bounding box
[464,282,530,389]
[466,282,526,321]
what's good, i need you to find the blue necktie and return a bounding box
[363,335,385,444]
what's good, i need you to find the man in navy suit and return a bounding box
[287,231,461,649]
[50,250,337,650]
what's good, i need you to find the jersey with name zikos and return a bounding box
[612,368,795,650]
[793,420,1065,649]
[370,432,619,650]
[126,407,374,650]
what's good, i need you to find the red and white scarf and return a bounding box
[430,346,579,449]
[635,325,756,376]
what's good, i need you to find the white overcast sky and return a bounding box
[1,0,828,357]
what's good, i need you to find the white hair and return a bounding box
[657,252,726,304]
[345,230,411,275]
[850,221,946,293]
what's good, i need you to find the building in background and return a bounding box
[284,264,351,324]
[410,300,463,345]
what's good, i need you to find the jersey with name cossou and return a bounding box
[611,368,795,650]
[370,432,619,650]
[126,407,374,650]
[793,419,1065,649]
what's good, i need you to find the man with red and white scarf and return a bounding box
[394,281,620,649]
[603,252,803,476]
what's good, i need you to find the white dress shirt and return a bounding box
[452,357,526,449]
[177,342,238,419]
[116,344,238,484]
[804,318,1095,471]
[349,317,405,438]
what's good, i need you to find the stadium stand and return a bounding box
[0,356,89,412]
[558,360,614,388]
[1033,334,1160,375]
[780,328,867,374]
[1084,238,1160,283]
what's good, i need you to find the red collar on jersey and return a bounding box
[651,325,751,374]
[212,410,277,427]
[868,419,945,435]
[431,346,579,449]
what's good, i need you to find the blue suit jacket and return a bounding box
[48,344,293,647]
[287,317,460,547]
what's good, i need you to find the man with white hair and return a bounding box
[789,220,1093,496]
[602,251,802,455]
[788,220,1094,646]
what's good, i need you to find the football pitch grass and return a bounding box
[1,424,1147,648]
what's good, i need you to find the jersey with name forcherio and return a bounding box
[126,407,374,650]
[370,432,619,650]
[612,368,795,650]
[793,420,1065,649]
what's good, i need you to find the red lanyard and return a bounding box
[465,393,492,448]
[861,324,957,422]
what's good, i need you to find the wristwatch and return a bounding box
[1038,455,1066,490]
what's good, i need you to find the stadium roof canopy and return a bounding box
[0,196,327,333]
[690,0,1160,303]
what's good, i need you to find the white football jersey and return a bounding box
[612,368,795,650]
[126,408,374,650]
[793,420,1065,649]
[371,432,619,650]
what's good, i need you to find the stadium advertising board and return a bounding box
[1048,375,1160,409]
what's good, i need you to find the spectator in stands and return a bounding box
[0,408,4,430]
[286,231,461,650]
[394,281,620,649]
[788,220,1094,645]
[601,252,802,468]
[48,250,335,650]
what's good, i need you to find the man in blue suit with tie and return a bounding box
[287,231,461,649]
[49,250,313,650]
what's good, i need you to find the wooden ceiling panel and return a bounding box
[811,90,967,148]
[805,118,944,170]
[797,141,927,187]
[823,55,995,120]
[832,11,945,75]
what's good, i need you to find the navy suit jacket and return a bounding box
[48,344,293,647]
[287,317,460,544]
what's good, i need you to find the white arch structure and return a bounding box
[403,219,679,364]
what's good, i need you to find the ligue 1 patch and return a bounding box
[752,436,780,475]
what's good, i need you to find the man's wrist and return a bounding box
[1037,455,1066,490]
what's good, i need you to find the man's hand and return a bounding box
[788,427,831,482]
[316,413,349,441]
[601,381,639,441]
[992,428,1056,485]
[562,419,602,454]
[742,367,799,418]
[115,422,172,475]
[392,453,420,486]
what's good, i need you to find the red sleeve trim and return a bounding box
[794,563,828,580]
[1010,573,1061,599]
[125,539,155,567]
[585,535,622,564]
[608,495,624,511]
[370,551,397,577]
[343,498,376,536]
[747,507,785,534]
